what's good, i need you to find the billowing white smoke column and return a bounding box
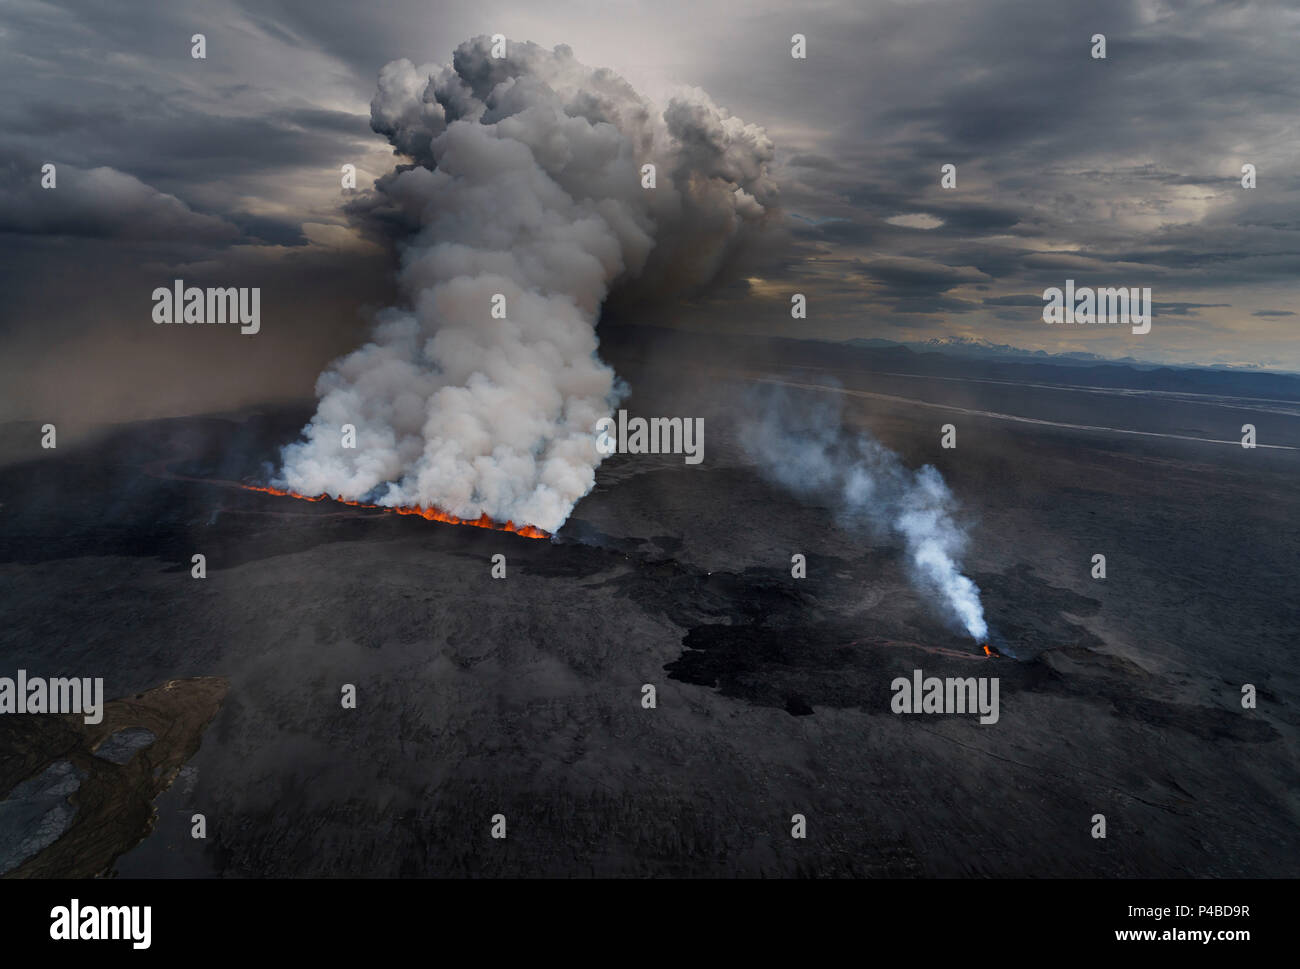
[278,37,774,531]
[741,388,988,641]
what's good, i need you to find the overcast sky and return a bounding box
[3,0,1298,422]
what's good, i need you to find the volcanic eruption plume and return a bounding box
[740,386,989,641]
[274,37,775,533]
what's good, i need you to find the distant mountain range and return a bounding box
[844,336,1295,375]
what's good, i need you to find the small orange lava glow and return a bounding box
[242,485,550,539]
[982,643,998,658]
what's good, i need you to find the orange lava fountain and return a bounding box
[241,485,550,539]
[982,643,999,658]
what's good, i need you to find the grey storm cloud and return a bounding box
[852,256,990,313]
[987,296,1232,318]
[2,0,1299,394]
[857,257,989,291]
[0,161,238,243]
[1151,302,1230,317]
[785,153,843,172]
[277,36,776,532]
[983,294,1047,307]
[741,0,1300,361]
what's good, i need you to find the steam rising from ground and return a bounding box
[278,37,774,531]
[741,387,989,641]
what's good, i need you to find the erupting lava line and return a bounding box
[982,644,999,658]
[241,485,550,539]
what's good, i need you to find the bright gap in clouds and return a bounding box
[885,213,944,230]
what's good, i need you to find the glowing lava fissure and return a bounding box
[241,485,550,539]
